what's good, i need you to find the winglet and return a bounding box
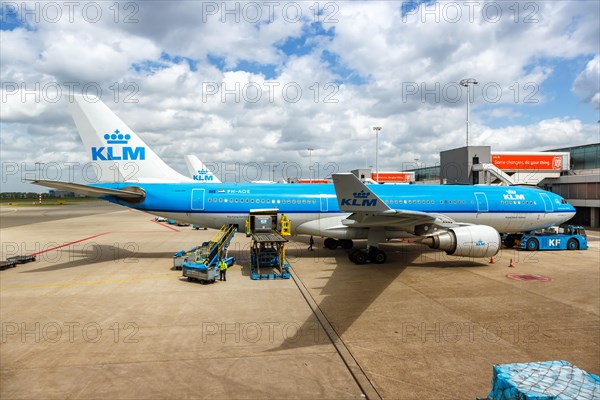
[332,173,391,212]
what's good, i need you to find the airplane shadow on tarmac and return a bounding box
[271,237,490,351]
[20,244,175,273]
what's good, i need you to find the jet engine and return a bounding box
[422,226,500,258]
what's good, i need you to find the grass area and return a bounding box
[0,198,97,206]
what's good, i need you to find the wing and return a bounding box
[332,173,456,232]
[31,180,145,202]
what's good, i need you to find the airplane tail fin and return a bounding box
[332,173,391,212]
[184,155,221,183]
[67,95,191,183]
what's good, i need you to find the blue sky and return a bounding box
[537,56,599,121]
[477,55,599,128]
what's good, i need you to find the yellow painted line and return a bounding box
[1,273,180,290]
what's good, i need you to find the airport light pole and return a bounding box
[372,126,382,183]
[307,148,314,183]
[460,78,478,147]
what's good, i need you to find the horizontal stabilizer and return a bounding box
[31,180,144,201]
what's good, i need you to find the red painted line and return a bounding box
[506,273,552,282]
[150,219,180,232]
[29,232,111,257]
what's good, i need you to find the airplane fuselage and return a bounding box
[98,182,575,238]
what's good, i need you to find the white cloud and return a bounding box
[476,118,598,151]
[1,1,598,191]
[36,27,160,82]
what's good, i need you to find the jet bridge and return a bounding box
[439,146,568,186]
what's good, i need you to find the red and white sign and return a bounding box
[297,179,330,184]
[492,153,566,171]
[372,172,414,183]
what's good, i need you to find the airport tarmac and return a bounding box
[1,202,599,399]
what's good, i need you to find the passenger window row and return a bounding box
[207,198,318,205]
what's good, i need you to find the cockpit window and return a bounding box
[561,199,568,204]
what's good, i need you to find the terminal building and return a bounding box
[540,143,599,227]
[395,143,599,228]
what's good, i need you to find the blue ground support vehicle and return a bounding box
[246,212,290,280]
[173,246,200,270]
[519,225,588,251]
[179,225,237,283]
[249,235,290,280]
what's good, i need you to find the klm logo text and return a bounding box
[341,190,377,207]
[503,189,525,201]
[92,129,146,161]
[91,146,145,161]
[193,170,213,181]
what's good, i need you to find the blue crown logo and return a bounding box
[197,169,208,175]
[353,190,370,199]
[103,129,131,144]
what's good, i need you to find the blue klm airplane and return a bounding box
[33,95,576,264]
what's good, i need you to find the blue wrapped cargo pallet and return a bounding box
[487,360,600,400]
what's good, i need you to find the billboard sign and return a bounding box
[372,172,415,183]
[491,153,568,171]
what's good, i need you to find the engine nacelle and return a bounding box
[422,226,500,258]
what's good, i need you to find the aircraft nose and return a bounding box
[563,200,576,212]
[564,202,576,220]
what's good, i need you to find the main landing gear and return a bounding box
[323,231,388,265]
[348,247,387,265]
